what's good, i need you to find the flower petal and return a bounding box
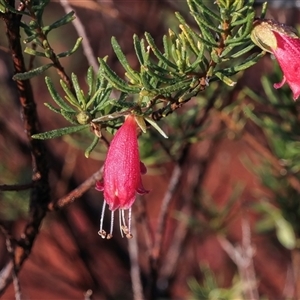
[272,30,300,100]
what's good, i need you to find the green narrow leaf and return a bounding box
[61,111,78,124]
[192,0,223,22]
[162,35,170,61]
[13,63,53,80]
[178,24,199,56]
[145,32,178,70]
[85,135,100,158]
[86,66,95,99]
[45,76,76,112]
[275,218,296,250]
[60,79,81,108]
[225,13,255,45]
[221,42,254,58]
[98,58,140,94]
[214,72,236,86]
[24,47,47,57]
[133,34,146,66]
[44,103,61,114]
[32,124,89,140]
[155,79,192,95]
[140,66,154,90]
[43,11,75,34]
[144,116,168,138]
[24,32,40,44]
[192,11,222,34]
[57,37,83,58]
[223,51,265,75]
[135,115,147,133]
[71,73,86,108]
[111,36,140,83]
[0,0,6,13]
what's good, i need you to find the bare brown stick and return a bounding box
[0,2,50,294]
[218,218,259,300]
[128,214,145,300]
[0,183,33,191]
[150,164,182,267]
[24,1,73,90]
[48,169,102,211]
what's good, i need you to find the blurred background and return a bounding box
[1,0,300,299]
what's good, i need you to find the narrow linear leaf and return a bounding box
[60,79,81,108]
[145,116,168,139]
[24,47,46,57]
[155,79,192,95]
[61,111,78,124]
[43,11,75,34]
[214,72,236,86]
[45,76,76,112]
[140,67,154,91]
[13,63,53,80]
[192,11,222,34]
[85,135,100,158]
[57,37,83,58]
[133,34,146,66]
[111,36,140,83]
[223,43,255,59]
[145,32,178,70]
[98,58,140,94]
[86,66,95,100]
[32,124,89,140]
[72,73,86,107]
[224,51,265,75]
[44,103,61,114]
[23,32,40,44]
[192,0,223,22]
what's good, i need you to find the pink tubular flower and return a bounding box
[251,19,300,100]
[95,115,148,239]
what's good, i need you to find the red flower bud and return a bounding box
[96,115,148,238]
[251,19,300,100]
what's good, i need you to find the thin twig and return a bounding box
[48,168,103,210]
[159,202,190,279]
[0,183,33,191]
[128,214,145,300]
[0,4,51,296]
[59,0,99,73]
[218,218,259,300]
[0,226,22,300]
[150,164,182,266]
[24,1,73,90]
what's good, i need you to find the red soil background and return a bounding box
[0,1,299,299]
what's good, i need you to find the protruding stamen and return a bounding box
[119,210,124,238]
[98,230,106,239]
[121,209,126,228]
[108,210,114,238]
[128,208,132,236]
[126,233,133,239]
[98,201,107,238]
[119,209,133,238]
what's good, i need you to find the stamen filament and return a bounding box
[107,210,114,239]
[119,210,124,238]
[98,201,107,238]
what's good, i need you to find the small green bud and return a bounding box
[76,111,92,125]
